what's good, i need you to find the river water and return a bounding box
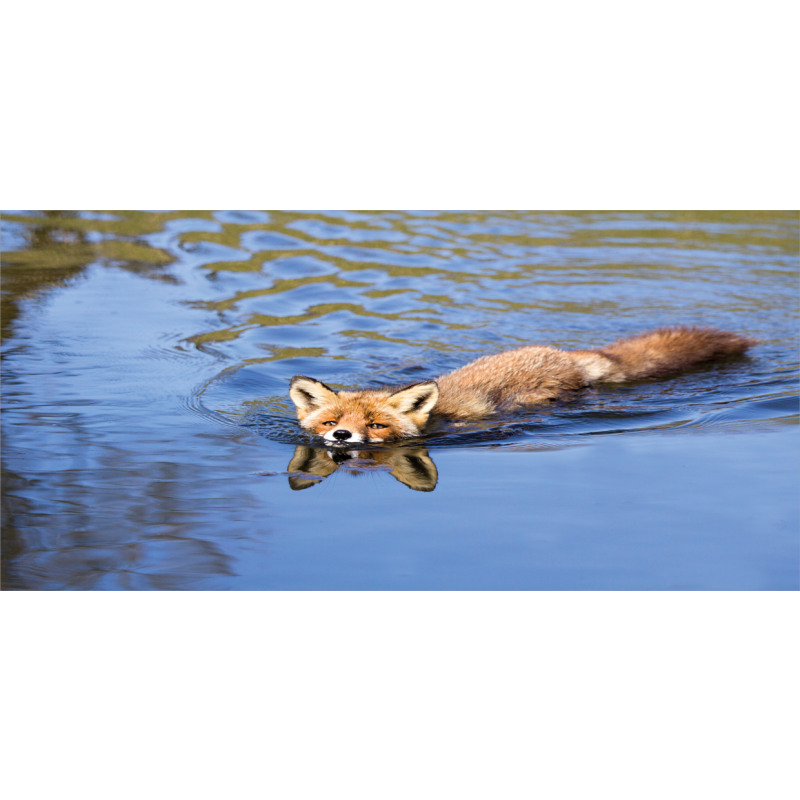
[1,210,797,589]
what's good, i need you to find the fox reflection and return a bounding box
[287,445,438,492]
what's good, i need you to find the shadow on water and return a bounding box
[283,446,440,492]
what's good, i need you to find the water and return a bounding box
[1,210,797,590]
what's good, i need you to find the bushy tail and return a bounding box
[593,326,758,382]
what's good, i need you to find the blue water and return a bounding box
[1,210,797,589]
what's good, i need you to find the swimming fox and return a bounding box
[289,326,757,444]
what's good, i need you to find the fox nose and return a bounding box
[332,429,352,441]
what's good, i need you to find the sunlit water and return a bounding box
[2,211,798,589]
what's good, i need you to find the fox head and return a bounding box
[289,375,439,444]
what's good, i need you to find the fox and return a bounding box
[289,326,757,444]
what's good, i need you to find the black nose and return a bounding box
[332,429,352,440]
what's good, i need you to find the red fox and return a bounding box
[289,327,757,444]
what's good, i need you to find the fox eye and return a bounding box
[322,420,337,426]
[367,423,388,429]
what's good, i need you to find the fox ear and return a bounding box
[386,381,439,417]
[289,376,338,416]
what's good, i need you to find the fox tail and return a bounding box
[576,326,758,383]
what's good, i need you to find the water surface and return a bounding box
[2,210,797,589]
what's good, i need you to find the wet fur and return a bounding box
[290,327,757,442]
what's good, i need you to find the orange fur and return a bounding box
[289,327,757,442]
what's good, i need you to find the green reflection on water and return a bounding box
[3,209,797,349]
[192,274,371,312]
